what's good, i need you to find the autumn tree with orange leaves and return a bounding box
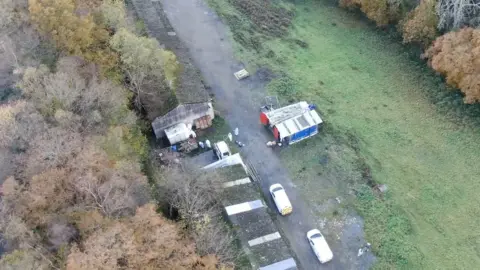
[28,0,118,70]
[424,27,480,103]
[402,0,438,45]
[67,204,225,270]
[339,0,404,26]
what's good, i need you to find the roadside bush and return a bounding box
[424,27,480,103]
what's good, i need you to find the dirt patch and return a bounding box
[254,67,276,83]
[230,0,293,37]
[290,39,309,49]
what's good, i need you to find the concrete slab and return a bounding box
[248,232,281,247]
[224,199,264,215]
[259,258,297,270]
[221,182,261,206]
[229,208,277,241]
[251,238,294,268]
[223,177,251,188]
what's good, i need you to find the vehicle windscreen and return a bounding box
[272,187,283,193]
[311,233,323,239]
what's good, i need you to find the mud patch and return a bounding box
[289,39,309,49]
[229,0,293,37]
[254,67,276,83]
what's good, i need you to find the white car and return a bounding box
[269,184,293,216]
[307,229,333,264]
[213,141,231,160]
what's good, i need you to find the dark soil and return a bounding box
[230,0,293,37]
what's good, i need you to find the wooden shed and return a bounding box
[151,59,214,141]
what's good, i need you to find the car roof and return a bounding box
[308,230,333,262]
[271,186,292,209]
[269,183,283,192]
[215,141,229,152]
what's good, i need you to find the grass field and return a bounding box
[207,0,480,269]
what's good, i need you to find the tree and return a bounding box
[0,0,31,70]
[162,165,223,225]
[24,127,83,178]
[339,0,404,26]
[0,101,46,151]
[424,27,480,103]
[437,0,480,31]
[28,0,118,70]
[0,101,22,148]
[66,204,223,270]
[110,28,179,85]
[110,28,180,119]
[20,65,83,116]
[161,165,240,265]
[21,169,75,227]
[20,57,134,129]
[69,144,149,217]
[0,249,50,270]
[0,0,29,35]
[100,0,129,32]
[28,0,96,55]
[402,0,438,45]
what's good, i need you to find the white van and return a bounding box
[307,229,333,264]
[269,183,293,216]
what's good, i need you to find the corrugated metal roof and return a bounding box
[266,101,310,126]
[152,103,211,138]
[275,109,323,139]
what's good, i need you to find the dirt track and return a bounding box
[131,0,376,268]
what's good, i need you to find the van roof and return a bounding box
[309,230,333,263]
[215,141,230,153]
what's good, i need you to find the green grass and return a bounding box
[207,0,480,269]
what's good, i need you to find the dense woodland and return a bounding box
[0,0,232,269]
[339,0,480,103]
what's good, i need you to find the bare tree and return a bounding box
[0,249,51,270]
[74,173,138,217]
[46,218,78,251]
[194,218,241,265]
[0,101,46,151]
[20,65,84,116]
[161,164,241,264]
[0,0,40,82]
[71,147,149,217]
[163,164,223,224]
[25,127,83,178]
[437,0,480,30]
